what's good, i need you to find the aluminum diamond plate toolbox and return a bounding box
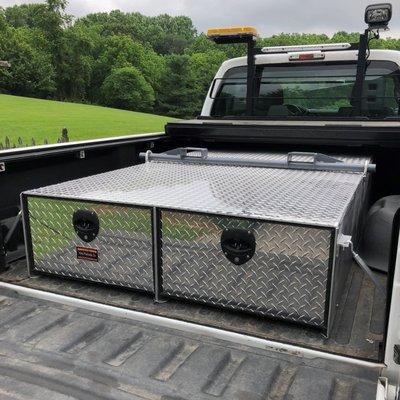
[21,150,371,334]
[24,197,153,291]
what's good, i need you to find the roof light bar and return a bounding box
[207,26,259,39]
[207,26,259,44]
[261,43,351,54]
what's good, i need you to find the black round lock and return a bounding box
[72,209,99,243]
[221,228,256,265]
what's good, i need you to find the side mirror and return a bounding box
[365,3,392,30]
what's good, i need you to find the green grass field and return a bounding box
[0,94,174,146]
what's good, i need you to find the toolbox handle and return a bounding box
[178,147,208,159]
[73,210,99,243]
[287,152,343,166]
[141,148,208,163]
[221,228,256,265]
[140,148,376,173]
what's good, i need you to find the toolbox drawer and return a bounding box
[25,196,154,292]
[160,210,334,330]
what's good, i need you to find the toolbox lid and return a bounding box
[24,151,369,228]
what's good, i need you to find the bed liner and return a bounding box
[0,283,380,400]
[0,259,386,362]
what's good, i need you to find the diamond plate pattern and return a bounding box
[24,152,368,228]
[161,211,332,328]
[28,197,153,291]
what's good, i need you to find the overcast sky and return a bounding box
[2,0,400,38]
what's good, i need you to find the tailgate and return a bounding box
[0,287,380,400]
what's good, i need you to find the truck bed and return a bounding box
[0,284,380,400]
[0,259,386,362]
[0,123,392,399]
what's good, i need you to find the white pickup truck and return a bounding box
[0,3,399,399]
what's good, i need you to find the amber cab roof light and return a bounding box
[207,26,259,44]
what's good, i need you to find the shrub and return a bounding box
[100,66,154,112]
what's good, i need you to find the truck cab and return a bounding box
[202,47,400,120]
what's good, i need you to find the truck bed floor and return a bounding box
[0,286,380,400]
[0,259,386,362]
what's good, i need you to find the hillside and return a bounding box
[0,94,173,146]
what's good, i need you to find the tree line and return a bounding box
[1,0,400,118]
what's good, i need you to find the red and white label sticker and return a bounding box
[76,246,98,262]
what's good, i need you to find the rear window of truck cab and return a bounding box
[210,61,400,119]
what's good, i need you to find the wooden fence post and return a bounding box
[61,128,69,142]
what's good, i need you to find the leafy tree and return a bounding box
[89,34,164,102]
[260,33,330,47]
[151,15,196,54]
[76,10,146,39]
[330,31,360,44]
[186,34,217,54]
[0,24,55,97]
[188,50,226,106]
[4,4,47,29]
[59,25,97,100]
[156,54,200,117]
[100,66,155,111]
[46,0,71,98]
[153,14,196,41]
[76,12,196,55]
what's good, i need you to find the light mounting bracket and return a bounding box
[207,26,260,116]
